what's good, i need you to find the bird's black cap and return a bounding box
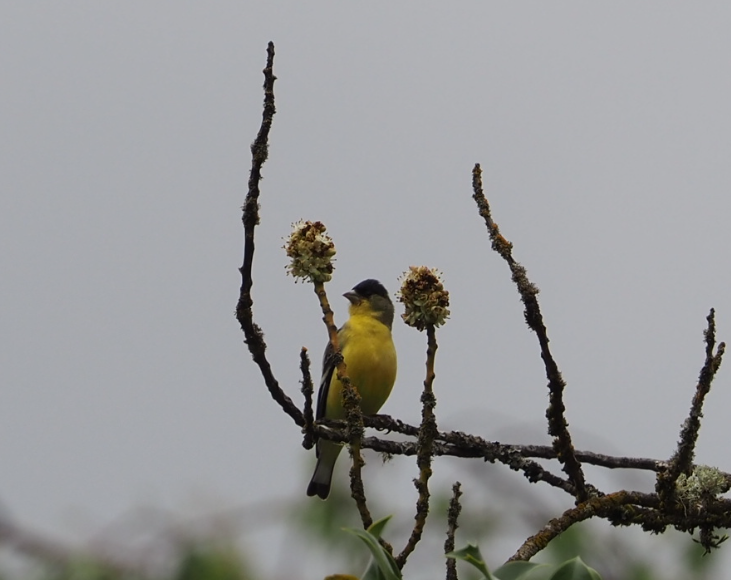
[352,279,389,299]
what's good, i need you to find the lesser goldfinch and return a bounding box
[307,279,398,499]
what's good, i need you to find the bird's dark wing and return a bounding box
[316,338,337,421]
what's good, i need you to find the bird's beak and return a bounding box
[343,290,361,305]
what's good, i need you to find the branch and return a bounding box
[508,491,659,561]
[657,308,726,503]
[316,421,578,495]
[235,42,304,427]
[326,413,731,498]
[396,325,439,568]
[366,414,663,473]
[471,163,588,502]
[444,482,463,580]
[510,489,731,562]
[300,347,315,450]
[521,444,664,472]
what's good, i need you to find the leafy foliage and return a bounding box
[343,517,401,580]
[446,546,601,580]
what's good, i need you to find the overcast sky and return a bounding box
[2,3,731,579]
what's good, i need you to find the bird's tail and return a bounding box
[306,441,343,500]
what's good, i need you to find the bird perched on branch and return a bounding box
[307,279,398,499]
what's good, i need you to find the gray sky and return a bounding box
[2,2,731,578]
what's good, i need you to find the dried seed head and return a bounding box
[398,266,450,331]
[284,220,336,283]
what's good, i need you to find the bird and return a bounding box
[307,279,398,499]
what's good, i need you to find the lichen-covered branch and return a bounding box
[445,482,463,580]
[508,491,659,562]
[365,414,664,473]
[300,347,315,450]
[471,163,588,502]
[396,325,439,569]
[317,421,578,495]
[235,42,304,427]
[657,309,726,504]
[521,444,664,472]
[322,413,728,495]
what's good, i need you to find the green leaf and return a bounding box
[495,561,554,580]
[367,515,392,540]
[344,524,401,580]
[445,544,496,579]
[547,557,602,580]
[361,559,387,580]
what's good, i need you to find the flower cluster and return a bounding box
[284,220,336,283]
[398,266,450,331]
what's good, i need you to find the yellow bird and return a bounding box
[307,279,398,499]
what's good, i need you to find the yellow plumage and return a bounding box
[307,279,397,499]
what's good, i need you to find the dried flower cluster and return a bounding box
[398,266,450,331]
[284,220,336,283]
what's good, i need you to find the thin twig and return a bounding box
[445,482,463,580]
[471,163,588,502]
[439,428,586,494]
[366,414,663,472]
[657,309,726,504]
[396,325,439,568]
[235,42,304,427]
[300,347,315,450]
[522,445,665,472]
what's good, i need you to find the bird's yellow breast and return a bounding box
[326,314,397,419]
